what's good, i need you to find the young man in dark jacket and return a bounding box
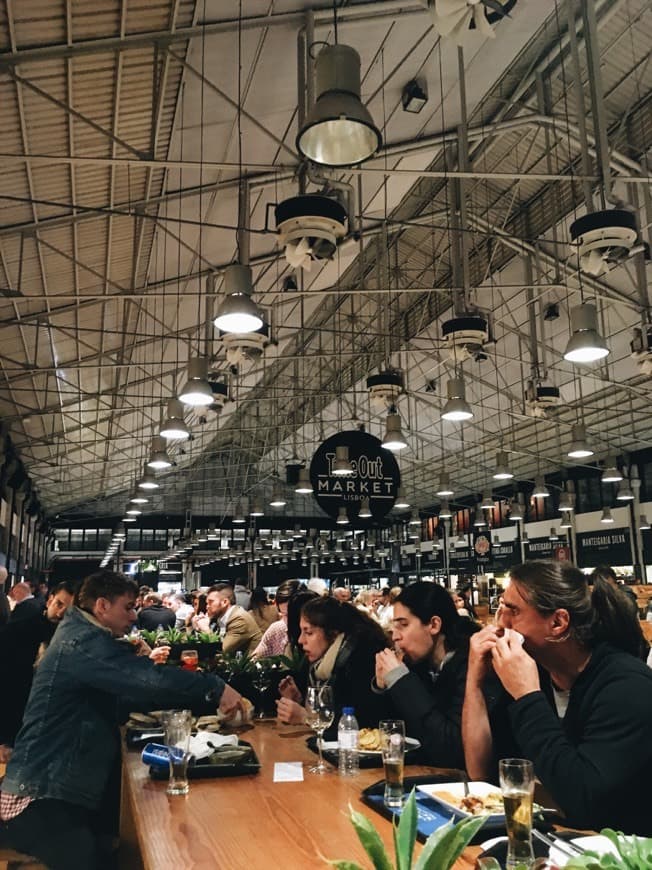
[0,570,242,870]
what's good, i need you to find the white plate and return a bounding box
[417,781,506,822]
[320,737,420,755]
[548,835,619,867]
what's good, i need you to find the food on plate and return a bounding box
[436,789,504,815]
[358,727,383,751]
[196,715,221,732]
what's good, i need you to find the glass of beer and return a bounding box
[180,649,199,671]
[499,758,535,869]
[379,720,406,809]
[164,709,193,795]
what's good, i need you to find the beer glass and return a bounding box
[164,709,193,795]
[180,649,199,671]
[499,758,535,869]
[379,720,406,808]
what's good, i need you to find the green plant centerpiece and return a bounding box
[562,829,652,869]
[328,788,485,870]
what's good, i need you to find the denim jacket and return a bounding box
[3,606,226,809]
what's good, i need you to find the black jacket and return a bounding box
[137,604,176,631]
[0,612,57,745]
[386,652,469,769]
[508,642,652,836]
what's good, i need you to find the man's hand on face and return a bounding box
[491,628,540,700]
[467,624,501,685]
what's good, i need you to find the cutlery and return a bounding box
[532,829,585,859]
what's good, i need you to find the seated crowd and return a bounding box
[0,561,650,869]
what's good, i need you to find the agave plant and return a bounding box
[329,788,485,870]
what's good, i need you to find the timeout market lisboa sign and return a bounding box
[310,430,400,522]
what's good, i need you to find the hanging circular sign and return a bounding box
[309,430,401,522]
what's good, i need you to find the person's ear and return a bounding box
[548,608,570,639]
[428,615,442,636]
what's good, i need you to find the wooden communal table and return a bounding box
[120,721,480,870]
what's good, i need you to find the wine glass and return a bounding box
[305,686,334,774]
[251,662,271,719]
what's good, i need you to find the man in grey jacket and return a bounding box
[0,569,242,869]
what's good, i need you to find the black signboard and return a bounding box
[576,528,631,568]
[473,532,492,569]
[449,547,473,572]
[525,537,555,560]
[310,430,400,522]
[492,540,518,571]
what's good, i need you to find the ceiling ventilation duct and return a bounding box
[525,381,561,418]
[366,370,405,411]
[274,194,347,271]
[219,322,270,369]
[570,209,639,277]
[441,313,490,362]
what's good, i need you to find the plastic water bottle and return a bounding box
[338,707,359,776]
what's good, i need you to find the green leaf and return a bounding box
[393,789,417,870]
[328,863,365,870]
[348,806,394,870]
[414,814,486,870]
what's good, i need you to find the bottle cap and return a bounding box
[342,706,354,715]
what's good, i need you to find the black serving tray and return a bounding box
[148,740,260,780]
[305,736,421,769]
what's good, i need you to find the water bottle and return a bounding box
[338,707,359,776]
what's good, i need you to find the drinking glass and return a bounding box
[305,686,335,774]
[180,649,199,671]
[379,719,406,808]
[252,662,271,718]
[164,709,193,795]
[499,758,535,869]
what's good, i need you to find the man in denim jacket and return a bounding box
[0,570,243,869]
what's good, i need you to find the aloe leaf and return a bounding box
[349,807,394,870]
[415,814,486,870]
[328,862,365,870]
[393,789,417,870]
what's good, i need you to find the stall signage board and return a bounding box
[310,430,400,522]
[492,540,518,570]
[576,528,631,568]
[473,531,492,569]
[525,537,555,559]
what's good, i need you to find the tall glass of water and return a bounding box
[499,758,535,869]
[164,709,193,796]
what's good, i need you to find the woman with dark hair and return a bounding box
[463,560,652,836]
[276,596,392,733]
[374,582,479,768]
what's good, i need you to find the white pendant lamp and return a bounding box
[129,492,149,505]
[509,500,523,521]
[493,450,514,480]
[394,487,410,509]
[160,398,190,441]
[213,264,263,334]
[532,476,550,498]
[474,504,486,527]
[563,303,610,363]
[269,486,287,508]
[178,357,214,407]
[147,435,173,470]
[616,479,634,501]
[250,499,264,517]
[297,44,381,167]
[601,459,623,484]
[438,500,452,520]
[332,445,355,476]
[232,503,246,524]
[336,506,349,525]
[567,424,594,459]
[138,465,160,490]
[639,515,651,531]
[294,467,313,493]
[408,510,421,526]
[481,492,494,510]
[441,377,473,421]
[600,507,614,524]
[560,514,573,529]
[381,411,408,452]
[358,498,372,518]
[436,472,454,497]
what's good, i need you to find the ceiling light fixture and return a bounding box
[332,445,355,477]
[532,476,550,498]
[147,435,173,470]
[600,507,614,524]
[436,472,454,497]
[509,500,523,522]
[129,493,149,505]
[563,302,610,363]
[474,504,486,527]
[336,507,349,525]
[441,377,473,421]
[601,459,623,484]
[560,514,572,530]
[269,486,287,508]
[549,527,559,540]
[438,500,452,520]
[232,504,246,524]
[294,467,313,494]
[401,78,428,113]
[567,423,594,459]
[381,410,408,452]
[481,492,494,510]
[160,398,190,441]
[138,467,160,490]
[178,357,214,407]
[616,479,635,501]
[394,487,410,509]
[296,44,381,167]
[358,498,372,519]
[408,510,421,526]
[639,515,651,531]
[493,450,514,480]
[250,499,264,517]
[213,264,263,334]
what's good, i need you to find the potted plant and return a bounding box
[328,788,486,869]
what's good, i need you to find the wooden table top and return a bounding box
[121,721,480,870]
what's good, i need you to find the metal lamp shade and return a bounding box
[441,377,473,421]
[563,303,609,363]
[381,411,407,451]
[213,265,263,334]
[178,357,214,407]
